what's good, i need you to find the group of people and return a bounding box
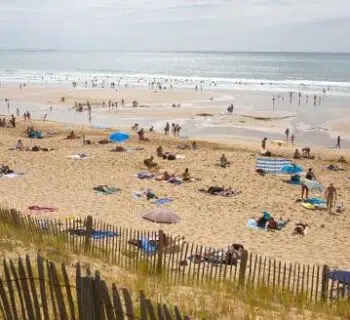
[0,115,16,128]
[23,111,31,121]
[164,122,181,137]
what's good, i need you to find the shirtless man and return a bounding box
[325,183,337,213]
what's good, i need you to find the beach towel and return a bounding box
[175,155,186,160]
[67,154,94,160]
[247,219,266,231]
[94,186,121,195]
[168,177,183,185]
[301,202,316,210]
[256,158,291,174]
[28,131,44,139]
[301,179,324,192]
[1,172,25,178]
[306,197,326,205]
[153,198,173,206]
[91,230,119,240]
[137,171,154,179]
[28,206,57,212]
[328,270,350,284]
[140,237,157,253]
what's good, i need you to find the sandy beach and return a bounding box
[1,113,350,269]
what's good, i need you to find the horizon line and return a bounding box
[0,49,349,54]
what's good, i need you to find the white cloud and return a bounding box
[0,0,349,51]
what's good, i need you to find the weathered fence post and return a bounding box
[238,250,249,288]
[157,230,164,274]
[80,276,96,320]
[321,264,329,302]
[84,216,93,254]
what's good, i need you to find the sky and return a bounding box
[0,0,350,52]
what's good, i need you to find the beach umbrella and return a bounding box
[108,132,129,143]
[142,208,180,224]
[281,164,304,175]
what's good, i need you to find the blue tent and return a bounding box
[109,132,129,143]
[281,164,304,175]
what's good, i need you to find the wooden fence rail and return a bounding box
[0,208,349,305]
[0,254,190,320]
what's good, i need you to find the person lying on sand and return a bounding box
[293,223,309,236]
[293,149,301,159]
[266,217,290,231]
[143,156,158,169]
[0,165,14,175]
[155,171,172,181]
[219,154,230,168]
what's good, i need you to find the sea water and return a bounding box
[1,50,350,96]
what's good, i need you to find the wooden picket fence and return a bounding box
[0,254,190,320]
[0,208,349,306]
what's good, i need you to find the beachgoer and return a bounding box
[15,139,24,150]
[272,96,275,109]
[67,130,77,139]
[293,149,301,159]
[306,168,316,181]
[149,126,154,132]
[164,122,170,135]
[313,95,317,107]
[336,136,341,149]
[192,141,197,150]
[325,183,337,213]
[261,137,267,150]
[291,134,295,144]
[156,146,163,157]
[171,123,176,136]
[10,115,16,128]
[220,154,229,168]
[302,147,311,158]
[132,123,139,131]
[182,168,191,182]
[143,156,157,169]
[294,223,308,236]
[285,128,290,141]
[289,92,292,103]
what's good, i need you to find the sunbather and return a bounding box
[302,147,314,159]
[267,217,289,231]
[66,130,77,139]
[293,149,301,159]
[143,156,158,169]
[138,128,149,142]
[293,223,309,236]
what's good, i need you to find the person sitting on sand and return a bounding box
[138,128,149,142]
[301,147,314,159]
[15,139,24,151]
[182,168,191,182]
[149,126,154,132]
[293,149,301,159]
[132,123,139,131]
[219,154,230,168]
[66,130,77,140]
[156,146,164,157]
[267,217,289,231]
[293,223,309,236]
[143,156,158,169]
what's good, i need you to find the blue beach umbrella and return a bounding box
[108,132,130,143]
[281,164,304,175]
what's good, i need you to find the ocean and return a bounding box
[1,51,350,95]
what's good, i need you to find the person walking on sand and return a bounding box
[261,137,267,150]
[285,128,290,142]
[325,183,337,214]
[291,134,295,144]
[272,96,276,110]
[289,92,292,104]
[164,122,170,135]
[336,136,341,149]
[313,95,317,107]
